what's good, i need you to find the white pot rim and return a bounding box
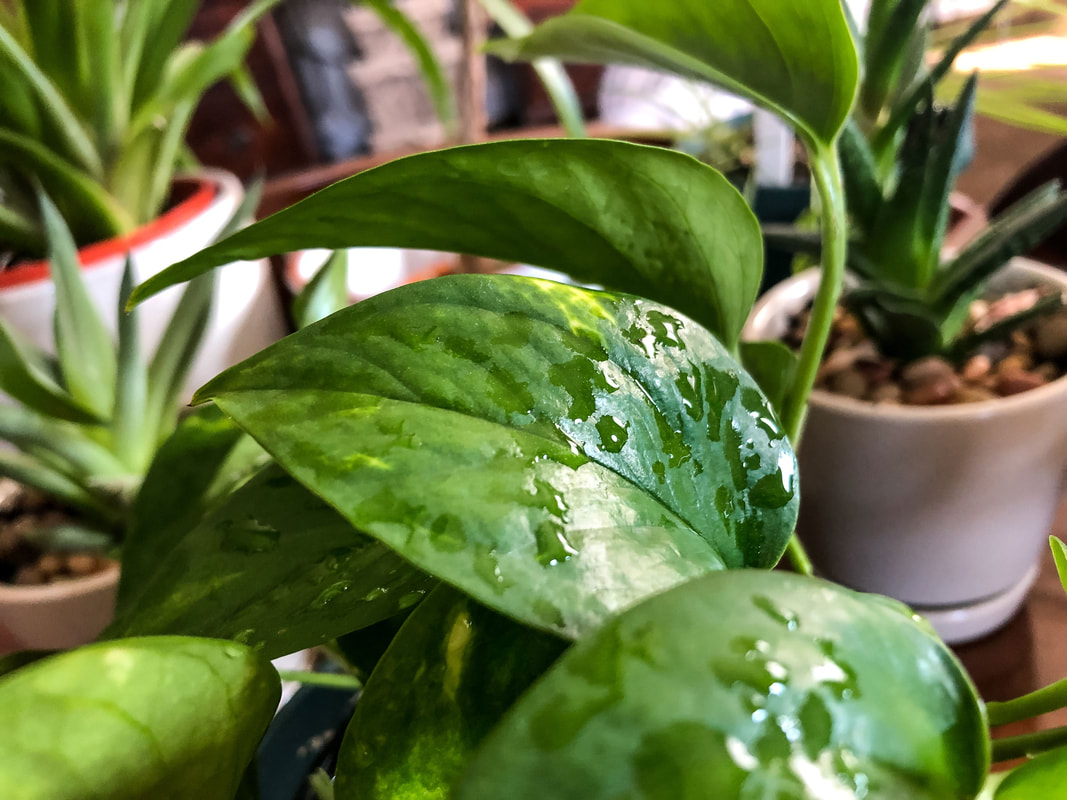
[0,560,119,604]
[746,258,1067,425]
[0,168,242,288]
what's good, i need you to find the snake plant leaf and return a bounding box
[112,256,150,470]
[0,448,118,523]
[293,249,350,330]
[197,275,798,640]
[128,0,201,108]
[0,403,126,480]
[363,0,457,137]
[130,139,763,349]
[108,464,436,660]
[838,119,883,234]
[335,585,567,800]
[844,289,944,361]
[38,188,117,419]
[488,0,858,147]
[478,0,586,139]
[0,320,101,424]
[0,637,280,800]
[994,745,1067,799]
[860,0,925,120]
[739,341,797,414]
[1053,537,1067,596]
[932,182,1067,311]
[0,15,102,177]
[116,405,268,609]
[0,129,130,243]
[457,571,988,800]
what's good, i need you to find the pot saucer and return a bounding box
[913,565,1039,645]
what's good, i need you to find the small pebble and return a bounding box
[961,354,992,382]
[67,554,99,576]
[869,383,902,404]
[901,356,955,388]
[827,368,868,399]
[997,370,1047,396]
[1035,362,1060,382]
[996,353,1033,375]
[13,566,45,586]
[904,373,961,405]
[817,341,878,381]
[1035,314,1067,360]
[955,386,998,404]
[37,552,65,576]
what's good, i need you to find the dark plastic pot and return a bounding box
[256,684,360,800]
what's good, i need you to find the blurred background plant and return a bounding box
[0,0,282,259]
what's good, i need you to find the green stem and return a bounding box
[778,142,847,578]
[781,142,847,444]
[988,678,1067,728]
[992,724,1067,763]
[276,670,363,691]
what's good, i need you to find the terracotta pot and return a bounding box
[0,562,119,651]
[744,258,1067,644]
[0,168,286,397]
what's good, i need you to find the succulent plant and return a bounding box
[773,0,1067,362]
[0,186,255,554]
[0,0,280,257]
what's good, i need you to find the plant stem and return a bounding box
[782,143,847,445]
[276,670,363,691]
[778,142,847,577]
[987,678,1067,727]
[992,724,1067,763]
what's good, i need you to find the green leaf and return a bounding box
[362,0,457,137]
[112,256,150,471]
[932,182,1067,310]
[478,0,586,139]
[0,320,101,423]
[860,0,925,120]
[130,139,763,349]
[334,610,416,682]
[837,119,883,234]
[739,341,797,414]
[844,288,944,361]
[0,403,126,480]
[489,0,858,147]
[877,0,1009,150]
[335,586,566,800]
[949,293,1063,359]
[144,272,214,440]
[1052,537,1067,596]
[108,464,435,660]
[293,249,350,330]
[197,275,799,639]
[116,405,268,610]
[0,448,117,523]
[0,636,280,800]
[128,0,201,109]
[995,745,1067,799]
[0,649,52,680]
[0,128,131,243]
[38,188,117,418]
[0,17,102,177]
[456,570,989,800]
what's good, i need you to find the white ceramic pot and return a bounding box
[0,168,286,397]
[745,258,1067,643]
[0,562,119,650]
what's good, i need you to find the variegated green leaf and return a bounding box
[196,275,799,640]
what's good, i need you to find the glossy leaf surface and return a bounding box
[336,586,566,799]
[0,636,279,800]
[199,276,799,639]
[490,0,858,146]
[458,571,988,800]
[995,746,1067,799]
[130,140,763,348]
[117,405,267,608]
[109,465,435,660]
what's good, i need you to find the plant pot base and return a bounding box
[914,564,1038,645]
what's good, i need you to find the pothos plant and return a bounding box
[2,3,1067,800]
